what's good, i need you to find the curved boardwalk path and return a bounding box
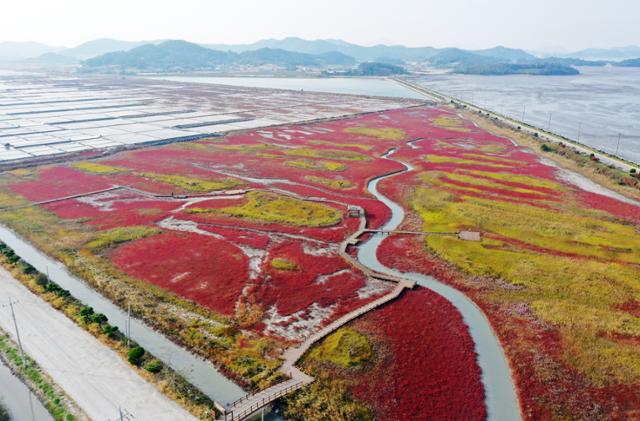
[220,169,417,420]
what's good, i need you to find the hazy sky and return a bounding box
[2,0,639,51]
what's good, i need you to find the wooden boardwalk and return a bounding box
[363,228,458,236]
[0,186,123,212]
[220,280,413,420]
[219,208,416,420]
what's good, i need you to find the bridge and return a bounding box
[362,229,481,241]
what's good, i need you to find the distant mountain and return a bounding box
[204,37,439,61]
[23,52,79,65]
[0,41,63,61]
[82,40,356,72]
[472,46,537,63]
[84,40,235,70]
[62,38,155,59]
[202,37,542,65]
[615,58,640,67]
[564,46,640,61]
[427,48,496,67]
[236,48,355,67]
[424,48,580,75]
[7,36,635,76]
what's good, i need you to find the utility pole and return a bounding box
[615,133,622,156]
[126,302,131,348]
[521,104,526,122]
[8,300,26,368]
[577,121,582,142]
[547,112,553,131]
[114,407,133,421]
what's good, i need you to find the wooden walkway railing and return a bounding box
[219,278,414,420]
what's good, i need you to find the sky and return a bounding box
[1,0,639,51]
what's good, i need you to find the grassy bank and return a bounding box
[0,241,219,420]
[0,401,8,421]
[0,327,81,420]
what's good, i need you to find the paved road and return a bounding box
[0,267,197,421]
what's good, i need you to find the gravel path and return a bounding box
[0,267,196,421]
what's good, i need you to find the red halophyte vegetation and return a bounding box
[617,299,640,318]
[350,288,486,421]
[11,166,112,201]
[111,231,248,315]
[257,240,370,316]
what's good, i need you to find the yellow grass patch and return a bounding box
[188,191,342,227]
[284,148,370,161]
[426,154,511,168]
[307,140,372,151]
[85,226,160,250]
[72,162,128,174]
[343,127,406,141]
[139,173,243,192]
[285,160,347,172]
[308,328,372,368]
[270,258,299,271]
[410,174,640,385]
[462,153,524,165]
[432,116,471,132]
[304,176,353,190]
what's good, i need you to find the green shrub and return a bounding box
[540,143,553,152]
[127,346,145,366]
[35,273,49,287]
[21,263,36,275]
[45,282,70,297]
[143,359,163,373]
[91,313,108,324]
[79,306,94,317]
[101,325,119,339]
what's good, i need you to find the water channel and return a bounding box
[0,358,51,421]
[356,147,522,421]
[0,225,245,407]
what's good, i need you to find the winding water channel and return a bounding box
[356,147,522,421]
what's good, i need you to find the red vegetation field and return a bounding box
[349,287,486,421]
[111,231,248,316]
[11,166,112,201]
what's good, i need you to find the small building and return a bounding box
[458,231,481,241]
[347,205,363,218]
